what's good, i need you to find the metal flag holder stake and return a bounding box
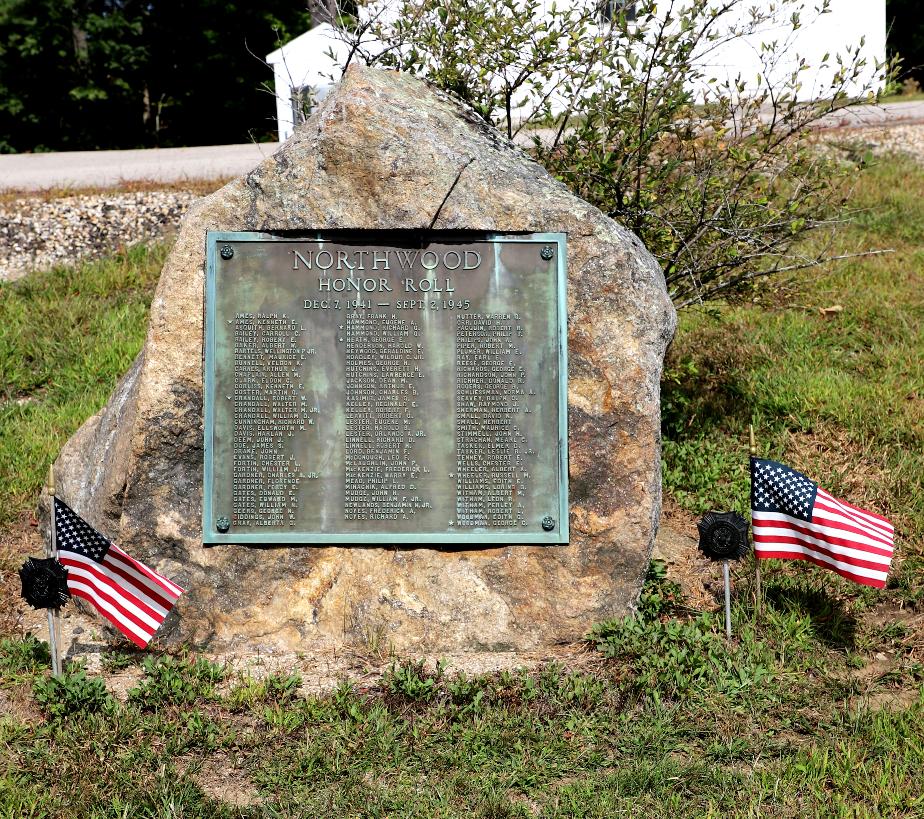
[47,466,61,675]
[749,424,764,619]
[697,511,750,639]
[722,561,732,639]
[18,465,68,676]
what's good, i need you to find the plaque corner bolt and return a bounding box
[216,516,231,533]
[541,515,556,532]
[219,245,234,260]
[540,245,555,261]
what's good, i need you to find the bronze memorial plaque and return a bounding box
[203,231,568,545]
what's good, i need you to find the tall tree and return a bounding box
[0,0,145,152]
[134,0,310,147]
[0,0,310,152]
[887,0,924,84]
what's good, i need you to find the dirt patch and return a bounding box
[849,652,897,684]
[860,603,922,631]
[0,685,42,724]
[0,516,45,637]
[176,751,260,808]
[852,688,920,713]
[859,603,924,667]
[654,507,725,611]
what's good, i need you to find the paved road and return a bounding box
[0,142,281,192]
[2,100,922,192]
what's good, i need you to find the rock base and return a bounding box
[51,66,675,654]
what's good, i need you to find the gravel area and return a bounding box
[819,123,924,164]
[0,190,198,282]
[853,123,924,162]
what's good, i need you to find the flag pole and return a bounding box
[47,465,61,677]
[749,424,763,618]
[723,560,733,639]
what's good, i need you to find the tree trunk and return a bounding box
[307,0,338,28]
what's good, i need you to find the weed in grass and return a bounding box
[176,709,225,753]
[549,670,605,710]
[447,672,488,714]
[100,649,142,673]
[762,576,858,651]
[225,671,301,710]
[637,558,684,619]
[128,654,227,709]
[590,612,771,699]
[704,735,752,761]
[264,701,309,733]
[33,668,112,719]
[331,679,367,723]
[0,634,49,676]
[590,561,772,700]
[383,658,445,703]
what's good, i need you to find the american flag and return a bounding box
[54,498,185,647]
[751,458,894,588]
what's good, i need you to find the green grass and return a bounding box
[0,243,166,524]
[876,91,924,105]
[1,159,923,816]
[663,155,924,600]
[1,581,921,817]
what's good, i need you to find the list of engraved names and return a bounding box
[343,313,432,521]
[455,314,532,528]
[231,313,317,528]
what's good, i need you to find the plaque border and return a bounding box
[203,231,569,546]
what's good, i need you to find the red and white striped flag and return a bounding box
[54,498,185,647]
[750,458,894,588]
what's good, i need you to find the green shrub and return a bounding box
[128,654,227,708]
[0,635,50,676]
[382,659,445,702]
[350,0,891,307]
[33,669,112,719]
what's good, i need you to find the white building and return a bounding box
[267,23,357,142]
[267,0,886,142]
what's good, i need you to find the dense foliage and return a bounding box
[347,0,889,306]
[0,0,310,152]
[887,0,924,85]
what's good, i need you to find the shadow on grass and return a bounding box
[765,583,858,651]
[661,326,758,444]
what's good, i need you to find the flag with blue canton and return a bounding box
[750,458,895,588]
[55,498,185,647]
[751,458,818,522]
